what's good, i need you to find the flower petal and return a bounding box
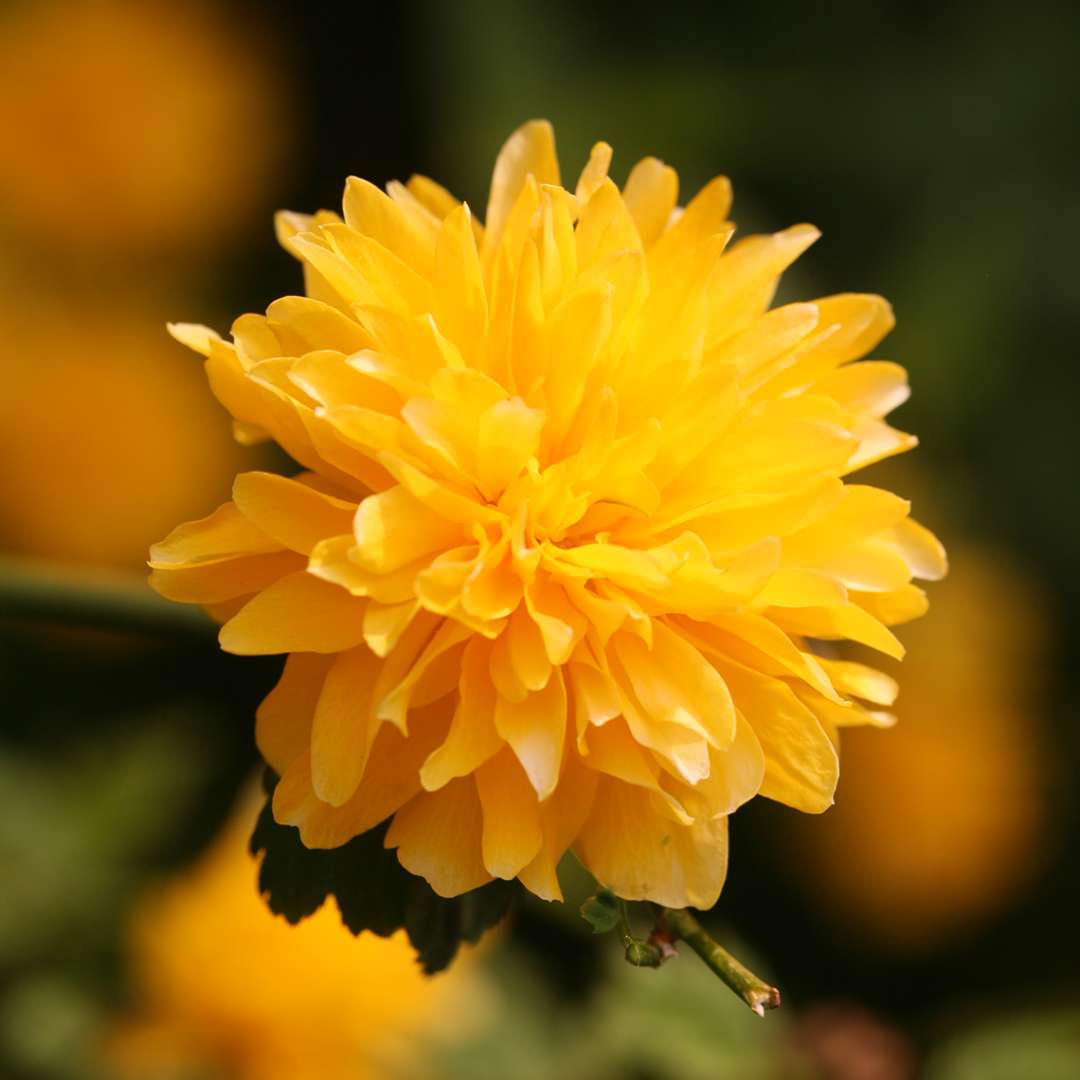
[385,777,491,897]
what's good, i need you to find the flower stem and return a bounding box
[661,908,781,1016]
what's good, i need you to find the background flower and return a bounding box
[105,790,484,1080]
[0,0,288,259]
[782,542,1051,950]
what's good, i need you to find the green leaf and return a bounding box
[250,770,514,974]
[580,888,621,934]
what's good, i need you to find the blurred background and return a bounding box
[1,0,1078,1076]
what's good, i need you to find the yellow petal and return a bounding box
[890,517,948,581]
[476,747,543,879]
[420,640,502,791]
[484,119,560,257]
[149,502,281,568]
[273,697,451,848]
[518,751,599,901]
[149,551,303,604]
[494,667,567,799]
[219,571,367,655]
[265,296,371,355]
[622,156,678,247]
[342,176,437,275]
[433,203,488,359]
[167,321,221,357]
[362,599,420,657]
[255,653,334,775]
[666,712,765,818]
[818,658,899,707]
[612,623,736,750]
[352,484,463,573]
[476,397,545,500]
[576,777,729,909]
[648,174,732,274]
[385,778,491,897]
[310,645,381,807]
[771,601,905,660]
[232,471,356,555]
[575,140,612,202]
[714,658,838,813]
[813,360,910,419]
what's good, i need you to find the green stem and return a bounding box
[0,556,212,640]
[662,908,781,1016]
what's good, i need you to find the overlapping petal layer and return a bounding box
[152,121,945,908]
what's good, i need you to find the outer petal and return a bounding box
[718,660,839,812]
[484,119,560,258]
[256,653,334,775]
[310,646,381,807]
[385,777,492,897]
[475,748,543,880]
[232,471,357,555]
[518,751,599,901]
[273,697,452,848]
[576,777,729,909]
[219,571,367,654]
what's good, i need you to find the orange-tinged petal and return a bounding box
[665,712,765,818]
[576,777,729,909]
[273,697,452,848]
[420,640,502,791]
[255,653,334,775]
[232,472,356,555]
[352,484,463,573]
[149,551,303,604]
[149,502,281,568]
[476,748,543,879]
[519,752,599,901]
[219,571,367,655]
[713,659,838,813]
[310,646,381,807]
[612,623,736,750]
[385,777,491,897]
[494,667,567,799]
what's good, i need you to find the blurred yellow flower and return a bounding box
[0,299,257,569]
[152,120,944,910]
[786,547,1047,948]
[107,793,479,1080]
[0,0,287,254]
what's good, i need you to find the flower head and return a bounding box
[151,120,945,909]
[107,792,479,1080]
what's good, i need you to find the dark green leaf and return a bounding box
[580,888,620,934]
[250,770,515,973]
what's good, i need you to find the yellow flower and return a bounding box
[107,793,479,1080]
[151,121,945,910]
[0,0,287,254]
[785,545,1046,949]
[0,297,258,569]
